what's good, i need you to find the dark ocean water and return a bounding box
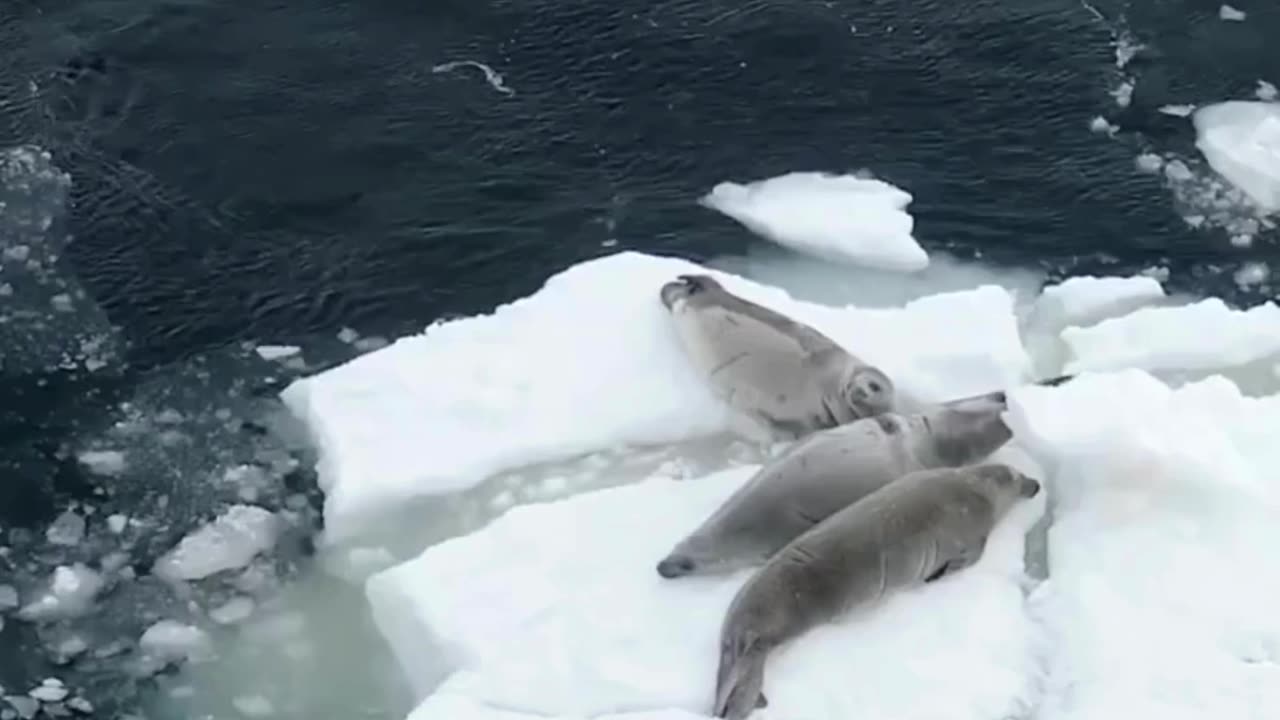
[1,0,1278,716]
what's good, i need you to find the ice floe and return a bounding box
[700,171,927,272]
[282,252,1029,541]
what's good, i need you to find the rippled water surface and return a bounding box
[1,0,1277,717]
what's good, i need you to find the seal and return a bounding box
[660,273,893,441]
[710,463,1041,720]
[655,388,1017,580]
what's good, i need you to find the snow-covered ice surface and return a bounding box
[368,451,1047,719]
[699,171,927,272]
[1007,372,1280,719]
[275,248,1280,720]
[1192,101,1280,214]
[282,251,1032,541]
[1061,298,1280,373]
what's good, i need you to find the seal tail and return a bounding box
[712,636,770,720]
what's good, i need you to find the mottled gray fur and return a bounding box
[711,464,1041,720]
[656,389,1014,579]
[660,273,893,441]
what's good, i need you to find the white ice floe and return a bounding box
[76,449,126,476]
[254,345,301,361]
[282,252,1029,540]
[16,564,105,622]
[138,620,215,664]
[152,505,281,582]
[1006,371,1280,719]
[1192,101,1280,212]
[1028,274,1167,331]
[370,450,1046,719]
[1219,4,1246,21]
[1060,298,1280,373]
[700,172,927,272]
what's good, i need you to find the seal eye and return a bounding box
[867,381,881,393]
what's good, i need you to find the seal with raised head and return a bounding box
[660,273,893,442]
[710,463,1041,720]
[655,388,1017,580]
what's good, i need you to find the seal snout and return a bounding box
[656,555,695,578]
[1020,476,1042,498]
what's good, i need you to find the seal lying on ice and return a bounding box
[711,463,1041,720]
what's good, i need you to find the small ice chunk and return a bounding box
[106,514,128,534]
[1030,274,1166,331]
[45,511,85,546]
[209,596,256,625]
[337,327,359,343]
[76,450,126,476]
[1258,80,1278,102]
[138,620,214,663]
[254,345,301,361]
[65,699,92,714]
[1062,298,1280,373]
[232,695,275,717]
[17,565,104,622]
[1192,101,1280,212]
[1158,104,1195,117]
[28,685,67,703]
[4,697,37,720]
[152,505,281,581]
[1089,116,1117,134]
[1111,80,1134,108]
[49,294,73,312]
[0,584,17,610]
[1135,153,1165,174]
[700,171,927,271]
[1234,262,1269,288]
[1219,4,1246,21]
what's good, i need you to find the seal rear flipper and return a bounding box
[713,641,769,720]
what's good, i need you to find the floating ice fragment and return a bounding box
[0,584,17,610]
[1158,104,1195,117]
[700,171,927,271]
[76,450,126,476]
[4,697,37,720]
[65,699,92,714]
[255,345,301,361]
[337,327,359,343]
[209,596,255,625]
[1234,262,1269,288]
[106,514,128,534]
[28,685,66,703]
[138,620,214,664]
[1062,298,1280,373]
[232,695,275,717]
[1219,4,1246,21]
[44,511,84,546]
[17,565,104,622]
[152,505,281,581]
[1259,80,1278,102]
[1192,101,1280,212]
[1031,274,1166,330]
[1089,116,1117,134]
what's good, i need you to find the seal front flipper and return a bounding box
[924,542,984,583]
